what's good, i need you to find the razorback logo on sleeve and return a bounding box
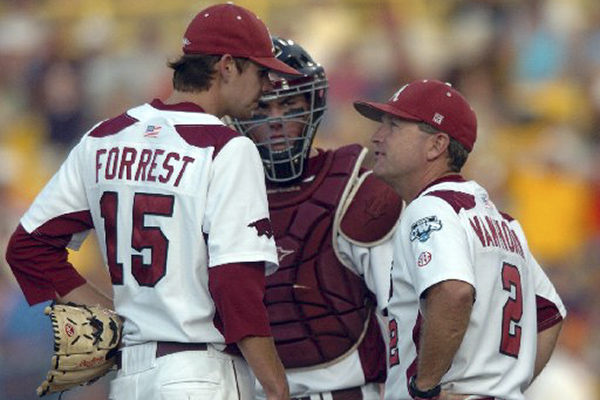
[248,218,274,239]
[410,216,442,242]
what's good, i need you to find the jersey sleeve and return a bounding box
[336,235,394,311]
[6,140,93,305]
[527,243,567,330]
[203,136,278,273]
[20,139,91,244]
[509,219,567,331]
[400,196,475,298]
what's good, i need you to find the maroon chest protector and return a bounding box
[266,145,374,369]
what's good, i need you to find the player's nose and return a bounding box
[371,124,385,143]
[268,117,284,130]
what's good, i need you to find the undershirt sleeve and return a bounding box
[6,224,87,305]
[536,295,563,332]
[208,261,272,343]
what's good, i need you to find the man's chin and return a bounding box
[372,164,388,180]
[233,109,253,121]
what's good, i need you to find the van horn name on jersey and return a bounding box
[95,146,195,187]
[469,215,525,258]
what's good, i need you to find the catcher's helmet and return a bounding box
[233,37,328,183]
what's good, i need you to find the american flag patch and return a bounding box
[144,125,161,137]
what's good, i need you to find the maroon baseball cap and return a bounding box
[354,80,477,152]
[182,3,300,76]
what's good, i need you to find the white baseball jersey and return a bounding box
[385,176,565,400]
[19,99,278,346]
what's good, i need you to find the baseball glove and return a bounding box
[36,302,123,396]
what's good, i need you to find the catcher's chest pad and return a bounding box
[265,144,392,369]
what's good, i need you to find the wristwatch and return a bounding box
[408,375,441,400]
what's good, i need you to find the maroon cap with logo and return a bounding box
[182,3,300,76]
[354,79,477,151]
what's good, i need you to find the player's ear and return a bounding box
[218,54,237,82]
[427,131,450,161]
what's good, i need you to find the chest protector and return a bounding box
[266,144,374,369]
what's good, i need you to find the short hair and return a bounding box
[417,122,469,172]
[168,55,251,93]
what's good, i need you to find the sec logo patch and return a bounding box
[417,251,432,267]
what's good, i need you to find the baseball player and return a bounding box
[353,79,566,400]
[233,37,403,400]
[5,4,301,400]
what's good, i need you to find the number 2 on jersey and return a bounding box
[500,262,523,358]
[100,191,174,287]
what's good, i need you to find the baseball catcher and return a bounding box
[36,303,123,396]
[232,37,403,400]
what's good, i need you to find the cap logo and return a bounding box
[390,84,408,102]
[182,37,191,47]
[433,113,444,125]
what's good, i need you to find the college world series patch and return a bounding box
[410,216,442,242]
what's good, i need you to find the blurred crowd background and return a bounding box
[0,0,599,399]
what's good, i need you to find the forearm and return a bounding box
[237,335,289,400]
[532,321,562,382]
[57,282,114,310]
[416,280,474,390]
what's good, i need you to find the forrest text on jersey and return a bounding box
[95,146,195,187]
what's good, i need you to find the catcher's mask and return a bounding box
[233,37,328,183]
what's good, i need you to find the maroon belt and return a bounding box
[293,386,363,400]
[115,341,208,370]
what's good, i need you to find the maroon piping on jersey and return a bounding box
[152,97,241,160]
[88,114,139,138]
[425,190,476,214]
[500,212,515,222]
[175,125,240,159]
[416,174,466,198]
[150,98,206,113]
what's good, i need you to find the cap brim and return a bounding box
[251,56,301,76]
[353,101,421,123]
